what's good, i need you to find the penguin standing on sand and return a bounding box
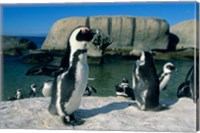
[29,84,37,98]
[132,51,160,111]
[158,62,176,91]
[46,26,98,125]
[177,63,199,103]
[7,89,23,100]
[15,89,23,100]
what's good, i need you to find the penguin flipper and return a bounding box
[26,65,63,77]
[91,86,97,93]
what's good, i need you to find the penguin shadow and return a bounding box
[75,101,137,119]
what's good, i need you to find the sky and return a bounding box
[0,2,198,36]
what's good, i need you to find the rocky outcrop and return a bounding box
[41,16,169,51]
[170,20,197,49]
[22,53,54,63]
[1,36,37,56]
[0,97,196,131]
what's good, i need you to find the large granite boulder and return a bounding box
[170,20,197,49]
[41,16,170,52]
[1,36,37,56]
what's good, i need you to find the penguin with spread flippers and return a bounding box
[132,51,160,111]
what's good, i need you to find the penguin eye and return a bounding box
[167,65,175,70]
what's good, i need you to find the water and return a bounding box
[88,57,194,102]
[2,36,194,101]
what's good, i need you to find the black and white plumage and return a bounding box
[16,89,24,100]
[26,26,98,125]
[177,63,199,103]
[29,84,37,98]
[41,80,97,97]
[83,84,97,96]
[158,62,176,91]
[132,51,160,111]
[45,26,98,125]
[40,80,53,97]
[8,89,24,101]
[115,78,135,100]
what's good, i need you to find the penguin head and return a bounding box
[163,62,176,73]
[136,51,146,66]
[31,84,36,88]
[69,26,98,50]
[16,89,22,96]
[17,89,22,93]
[122,78,129,83]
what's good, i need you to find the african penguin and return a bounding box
[158,62,176,91]
[83,84,97,96]
[115,78,135,100]
[7,89,24,101]
[41,80,53,97]
[29,84,37,98]
[48,26,98,126]
[41,80,97,97]
[177,63,199,103]
[16,89,23,100]
[132,51,160,111]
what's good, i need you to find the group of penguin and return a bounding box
[7,84,37,100]
[115,62,177,101]
[10,26,198,126]
[115,63,198,105]
[8,82,97,101]
[115,52,198,110]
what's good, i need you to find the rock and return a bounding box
[3,49,23,56]
[170,20,197,49]
[152,48,197,60]
[0,96,196,131]
[1,36,37,56]
[41,16,169,51]
[22,53,54,63]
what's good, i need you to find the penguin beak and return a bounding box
[172,66,177,71]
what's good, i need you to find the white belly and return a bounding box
[64,62,89,114]
[42,82,52,97]
[159,75,170,90]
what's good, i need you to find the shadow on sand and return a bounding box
[75,99,179,119]
[76,101,137,119]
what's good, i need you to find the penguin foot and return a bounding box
[70,118,85,126]
[62,114,85,126]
